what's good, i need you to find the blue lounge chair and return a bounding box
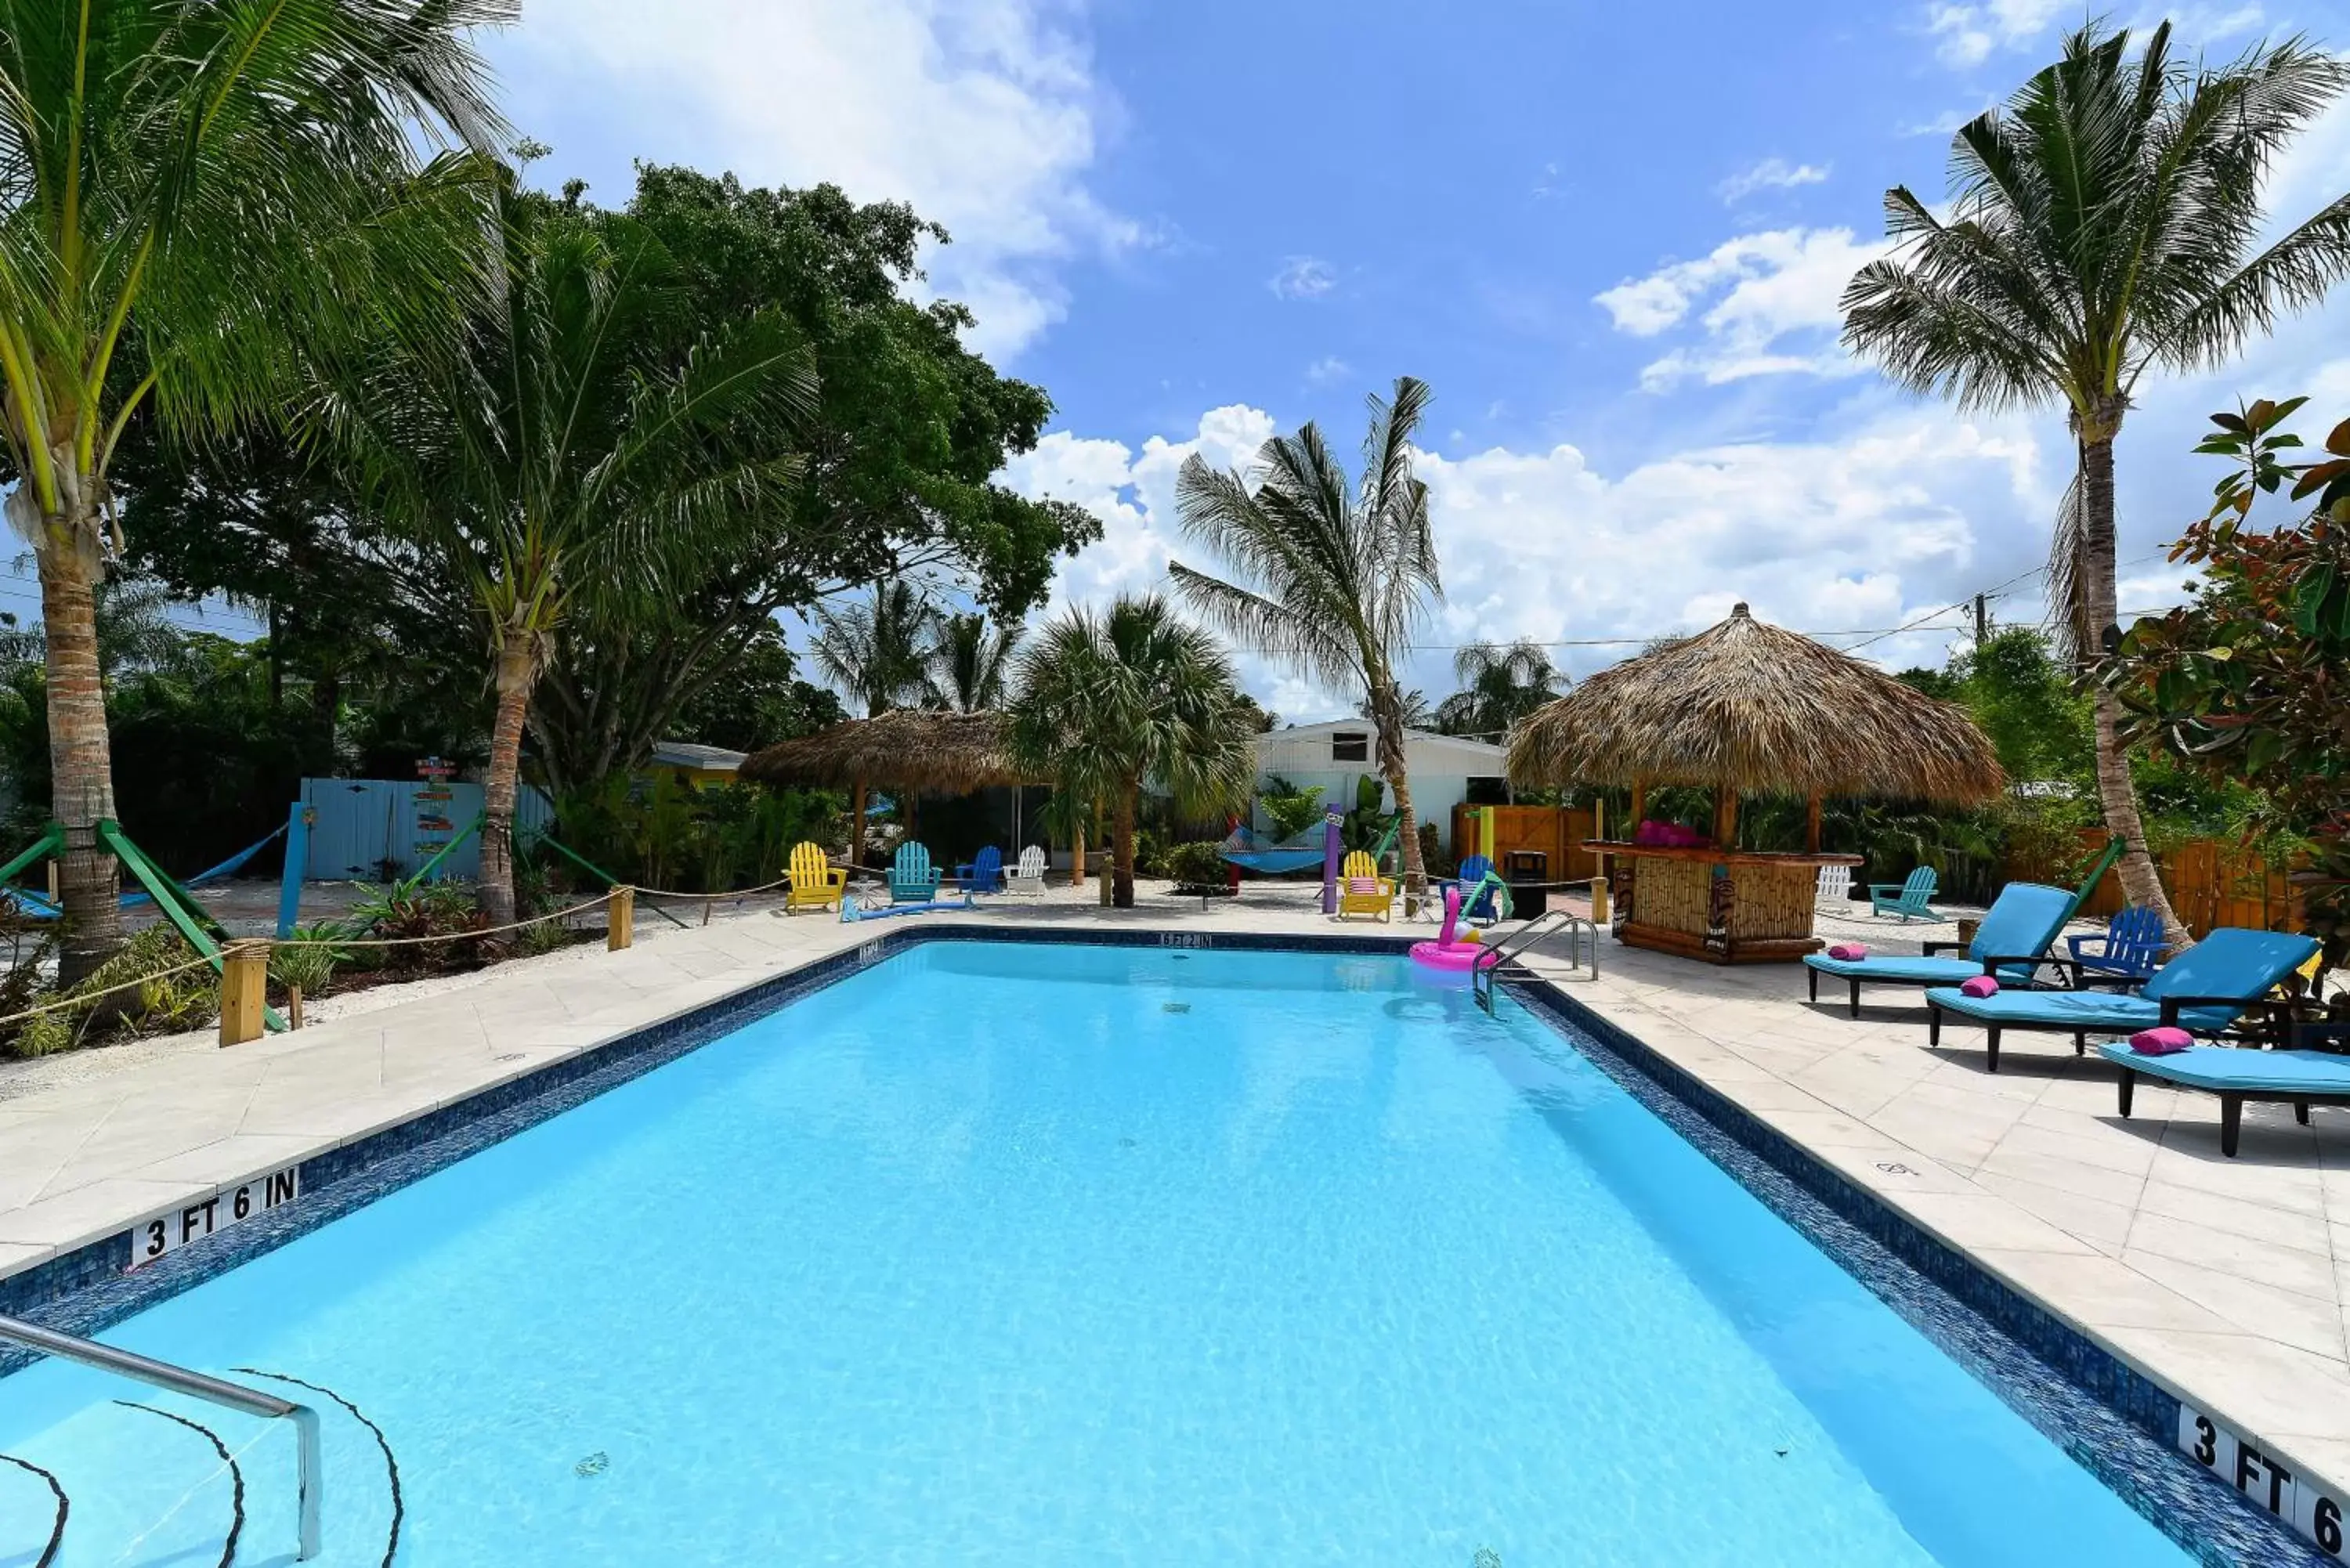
[889,843,942,904]
[1871,867,1940,921]
[2099,1028,2350,1158]
[956,845,1004,894]
[2068,905,2164,982]
[1925,928,2319,1074]
[1804,881,2073,1017]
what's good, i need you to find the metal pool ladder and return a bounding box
[0,1312,323,1559]
[1473,911,1601,1013]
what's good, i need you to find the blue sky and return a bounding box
[494,0,2350,720]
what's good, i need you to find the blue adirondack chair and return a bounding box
[1870,867,1940,921]
[956,845,1004,894]
[889,842,942,904]
[2067,905,2164,982]
[1451,854,1501,922]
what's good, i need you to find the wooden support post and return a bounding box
[287,985,305,1030]
[219,941,269,1048]
[1629,782,1647,830]
[1806,794,1823,855]
[1712,789,1739,848]
[609,886,635,950]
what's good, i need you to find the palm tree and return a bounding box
[1172,375,1442,910]
[1007,594,1255,908]
[924,611,1022,712]
[1842,21,2350,942]
[0,2,506,978]
[341,201,815,924]
[811,577,938,863]
[1435,638,1564,739]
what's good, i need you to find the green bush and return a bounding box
[1257,775,1327,841]
[270,924,352,998]
[12,1010,74,1057]
[1166,840,1228,888]
[79,926,217,1035]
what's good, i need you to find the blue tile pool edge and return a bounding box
[0,924,2320,1566]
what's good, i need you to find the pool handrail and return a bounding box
[0,1311,322,1559]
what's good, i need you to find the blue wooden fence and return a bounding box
[298,778,554,881]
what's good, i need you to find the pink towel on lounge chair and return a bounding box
[2129,1026,2194,1055]
[1825,943,1867,961]
[1959,975,1998,998]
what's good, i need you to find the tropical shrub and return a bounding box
[1166,840,1228,889]
[1256,775,1327,841]
[270,926,353,999]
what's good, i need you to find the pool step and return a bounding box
[0,1369,400,1566]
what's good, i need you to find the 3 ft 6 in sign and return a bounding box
[131,1166,300,1270]
[2180,1403,2345,1557]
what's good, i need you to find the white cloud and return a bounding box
[501,0,1139,359]
[1927,0,2066,67]
[1269,256,1337,300]
[1594,227,1888,388]
[1007,401,2066,717]
[1304,356,1352,386]
[1719,157,1830,203]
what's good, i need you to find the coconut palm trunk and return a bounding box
[479,640,537,927]
[40,536,122,981]
[2077,425,2176,937]
[1371,684,1426,912]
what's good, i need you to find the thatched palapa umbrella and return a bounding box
[1508,603,2004,843]
[739,710,1047,865]
[1507,604,2004,963]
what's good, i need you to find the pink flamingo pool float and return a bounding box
[1410,884,1485,972]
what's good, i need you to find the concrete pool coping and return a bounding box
[0,887,2343,1561]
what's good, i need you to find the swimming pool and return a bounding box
[0,941,2232,1563]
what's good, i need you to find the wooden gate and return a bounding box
[1450,804,1599,883]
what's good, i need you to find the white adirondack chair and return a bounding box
[1816,865,1853,904]
[1004,844,1048,897]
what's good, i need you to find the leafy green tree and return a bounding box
[0,0,505,977]
[925,612,1022,712]
[2115,396,2350,962]
[1172,376,1443,909]
[1841,20,2350,945]
[516,168,1099,773]
[666,626,844,755]
[1435,638,1563,739]
[1008,595,1256,908]
[336,197,817,924]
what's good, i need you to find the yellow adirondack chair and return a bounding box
[1335,850,1394,921]
[785,841,846,913]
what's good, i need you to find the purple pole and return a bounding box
[1321,808,1343,915]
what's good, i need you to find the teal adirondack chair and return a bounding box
[1870,866,1940,921]
[889,842,942,904]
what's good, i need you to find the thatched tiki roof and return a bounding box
[1508,604,2005,805]
[739,709,1048,793]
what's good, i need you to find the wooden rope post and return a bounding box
[609,887,635,951]
[219,940,270,1048]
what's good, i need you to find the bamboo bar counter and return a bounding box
[1509,602,2005,966]
[1584,841,1862,963]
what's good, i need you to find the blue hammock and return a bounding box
[1217,824,1327,875]
[5,821,287,919]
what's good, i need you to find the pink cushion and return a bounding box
[1347,876,1380,896]
[1959,975,1999,998]
[2130,1026,2195,1055]
[1825,943,1867,962]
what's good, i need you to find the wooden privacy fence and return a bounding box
[2006,831,2306,940]
[1448,804,1600,883]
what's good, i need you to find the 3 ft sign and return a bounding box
[2179,1403,2346,1557]
[131,1166,301,1270]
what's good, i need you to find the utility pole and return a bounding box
[1973,593,1988,645]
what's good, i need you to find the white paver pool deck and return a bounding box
[3,884,2347,1509]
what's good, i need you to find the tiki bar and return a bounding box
[1506,603,2005,963]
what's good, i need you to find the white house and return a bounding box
[1252,720,1509,833]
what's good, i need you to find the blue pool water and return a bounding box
[0,942,2196,1566]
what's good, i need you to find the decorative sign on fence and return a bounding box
[2178,1401,2345,1557]
[414,755,457,868]
[130,1165,302,1270]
